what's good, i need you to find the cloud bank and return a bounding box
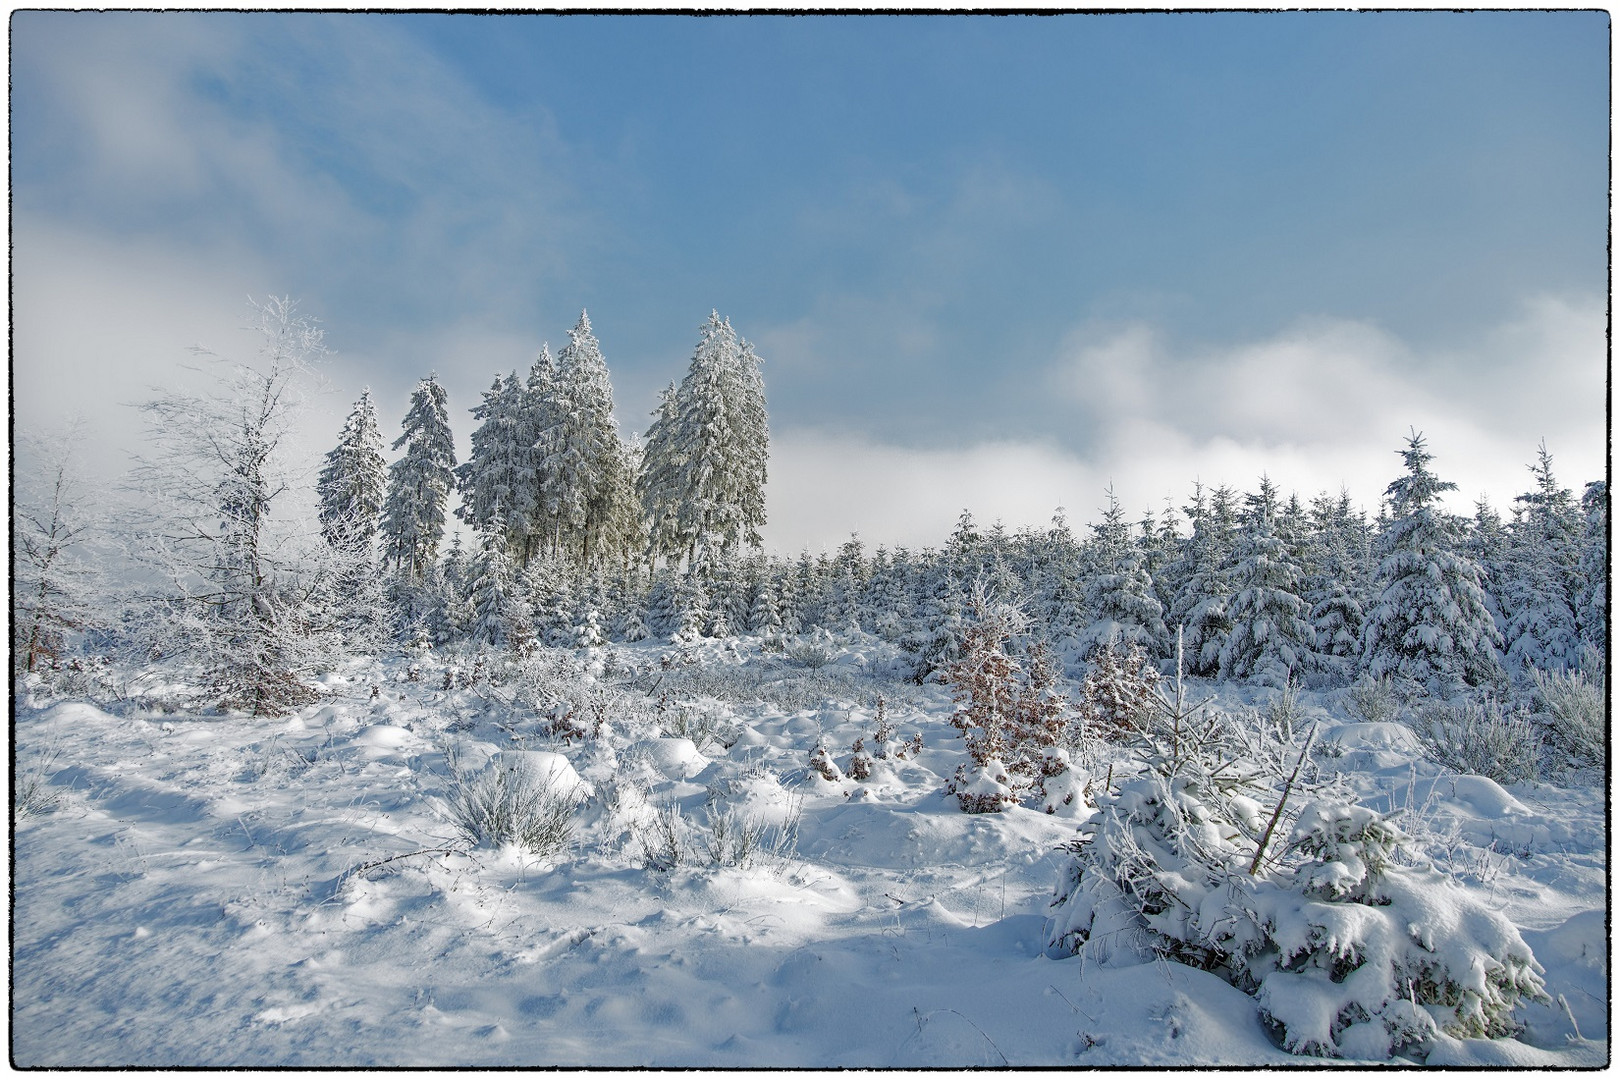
[764,295,1607,553]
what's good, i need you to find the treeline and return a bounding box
[12,297,1607,715]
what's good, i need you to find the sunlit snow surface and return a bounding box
[12,638,1607,1067]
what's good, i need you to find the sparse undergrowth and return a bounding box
[440,748,580,858]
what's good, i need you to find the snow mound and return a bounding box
[495,750,591,799]
[635,737,710,780]
[1443,774,1530,818]
[354,724,417,750]
[1322,722,1421,751]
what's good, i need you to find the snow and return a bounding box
[11,639,1608,1066]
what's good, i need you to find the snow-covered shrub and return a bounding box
[1408,699,1539,784]
[1529,667,1604,771]
[660,704,734,753]
[1251,802,1547,1056]
[870,696,896,756]
[953,758,1018,814]
[14,741,64,821]
[808,740,843,782]
[846,737,873,781]
[1047,680,1549,1060]
[443,756,579,858]
[943,590,1076,812]
[786,632,839,670]
[1345,675,1401,726]
[636,799,688,871]
[702,805,767,867]
[1077,640,1158,742]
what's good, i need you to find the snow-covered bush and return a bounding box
[636,799,688,871]
[1529,667,1604,771]
[807,740,843,782]
[1408,699,1539,784]
[1250,802,1547,1056]
[1049,769,1547,1058]
[660,704,734,753]
[14,741,64,822]
[943,590,1076,812]
[1345,675,1401,726]
[846,737,873,781]
[442,755,579,858]
[785,632,839,670]
[1077,640,1159,742]
[1048,647,1548,1060]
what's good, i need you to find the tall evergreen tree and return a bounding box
[381,375,457,580]
[1219,514,1314,688]
[1167,482,1240,675]
[1361,431,1501,693]
[317,389,388,554]
[455,373,529,554]
[1499,442,1584,679]
[1078,487,1168,658]
[548,310,629,568]
[1574,480,1607,662]
[640,312,769,574]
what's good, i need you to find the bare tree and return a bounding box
[13,423,99,674]
[129,297,334,715]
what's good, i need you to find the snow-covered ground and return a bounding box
[11,637,1608,1067]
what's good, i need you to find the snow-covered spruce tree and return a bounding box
[748,573,783,635]
[129,297,332,715]
[1033,508,1088,655]
[903,564,967,683]
[455,372,531,558]
[1573,480,1607,661]
[1048,647,1547,1059]
[519,343,563,564]
[314,389,390,653]
[1360,431,1501,694]
[466,527,520,650]
[1166,483,1239,677]
[13,425,100,675]
[639,312,769,574]
[1305,489,1369,685]
[1219,506,1315,689]
[1498,443,1584,681]
[1077,487,1169,660]
[381,375,457,580]
[545,311,637,570]
[317,389,388,554]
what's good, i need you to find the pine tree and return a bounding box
[466,529,519,649]
[1499,443,1584,679]
[1167,482,1240,676]
[748,575,783,634]
[520,344,562,564]
[548,310,630,569]
[1305,489,1368,682]
[455,372,529,554]
[317,389,388,555]
[1574,480,1607,661]
[1078,487,1168,658]
[637,313,769,574]
[1219,513,1315,689]
[1361,431,1501,693]
[381,375,457,580]
[313,390,390,654]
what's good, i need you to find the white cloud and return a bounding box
[764,297,1608,553]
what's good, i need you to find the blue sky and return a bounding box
[12,11,1609,551]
